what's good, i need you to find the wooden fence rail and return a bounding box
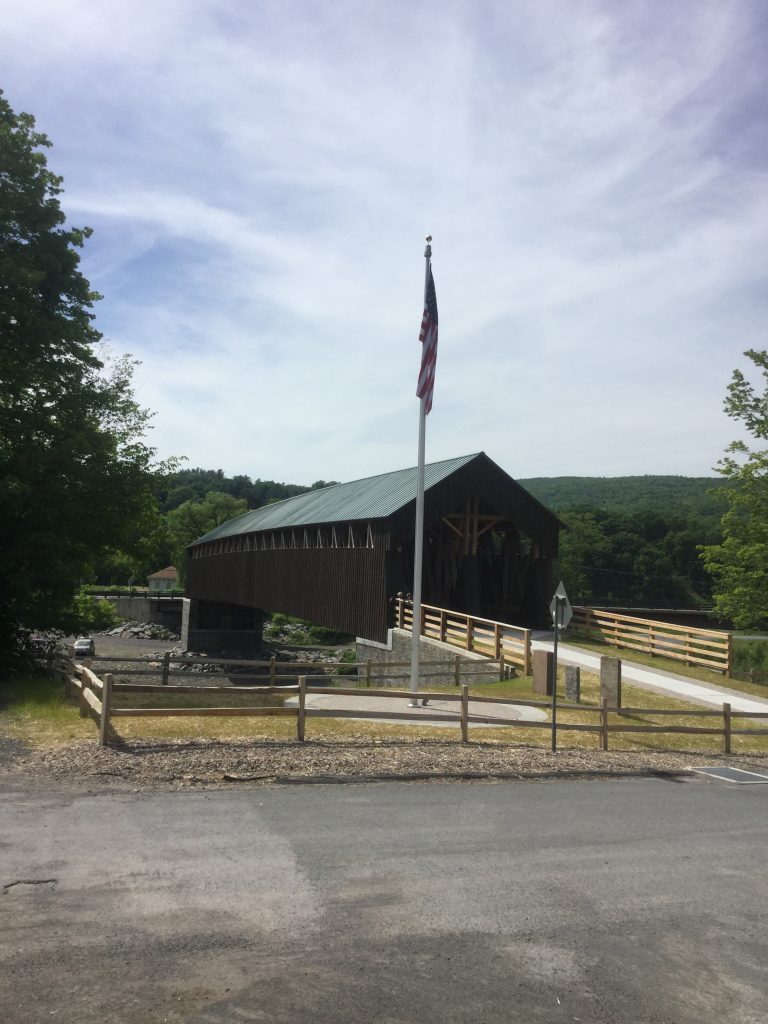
[60,658,768,753]
[394,596,532,675]
[86,653,507,687]
[570,607,733,676]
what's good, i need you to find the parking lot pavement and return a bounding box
[1,777,766,1023]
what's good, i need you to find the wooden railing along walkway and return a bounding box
[570,607,733,676]
[393,596,532,675]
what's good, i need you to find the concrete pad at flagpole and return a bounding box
[284,692,547,726]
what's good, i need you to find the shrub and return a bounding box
[307,625,354,645]
[70,591,121,633]
[336,648,359,676]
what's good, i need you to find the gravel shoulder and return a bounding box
[4,734,768,794]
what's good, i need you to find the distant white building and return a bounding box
[147,566,179,592]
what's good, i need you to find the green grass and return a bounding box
[0,674,94,745]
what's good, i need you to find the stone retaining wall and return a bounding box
[355,628,504,687]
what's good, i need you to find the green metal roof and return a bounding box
[193,453,481,544]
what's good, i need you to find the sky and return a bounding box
[2,0,767,486]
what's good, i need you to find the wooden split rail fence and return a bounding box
[48,651,768,753]
[79,652,507,687]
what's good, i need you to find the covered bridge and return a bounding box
[184,452,562,649]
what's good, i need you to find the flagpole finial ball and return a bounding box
[426,235,432,242]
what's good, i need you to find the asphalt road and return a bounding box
[1,776,766,1023]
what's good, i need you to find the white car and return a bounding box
[73,637,95,657]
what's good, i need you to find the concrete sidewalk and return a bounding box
[284,692,548,727]
[532,634,768,714]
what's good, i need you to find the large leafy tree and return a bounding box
[0,91,161,660]
[167,492,248,584]
[701,350,768,629]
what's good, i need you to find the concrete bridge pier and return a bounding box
[182,598,264,656]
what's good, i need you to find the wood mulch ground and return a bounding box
[4,735,768,791]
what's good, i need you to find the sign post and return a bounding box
[549,581,573,753]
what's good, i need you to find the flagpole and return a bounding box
[409,237,432,708]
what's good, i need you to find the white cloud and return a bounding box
[2,0,766,483]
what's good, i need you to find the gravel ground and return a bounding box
[4,735,768,792]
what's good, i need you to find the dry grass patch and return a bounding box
[469,669,768,755]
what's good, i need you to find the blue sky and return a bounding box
[3,0,767,485]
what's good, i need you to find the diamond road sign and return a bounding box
[549,581,573,630]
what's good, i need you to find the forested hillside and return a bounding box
[519,476,727,519]
[518,476,727,609]
[157,468,337,513]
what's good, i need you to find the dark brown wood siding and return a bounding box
[186,545,390,641]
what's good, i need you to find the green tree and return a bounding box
[557,505,715,608]
[166,492,248,583]
[0,91,163,664]
[555,509,610,602]
[68,590,121,633]
[701,349,768,628]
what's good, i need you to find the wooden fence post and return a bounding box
[99,673,113,746]
[494,623,501,659]
[723,702,731,755]
[365,659,372,687]
[726,636,734,679]
[600,698,609,751]
[269,656,276,685]
[297,676,306,742]
[454,654,461,687]
[162,651,170,686]
[499,652,506,680]
[78,661,91,718]
[460,683,469,743]
[465,617,473,652]
[440,609,447,642]
[61,656,72,699]
[523,630,532,677]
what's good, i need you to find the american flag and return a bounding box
[416,267,438,414]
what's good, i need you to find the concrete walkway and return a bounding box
[284,692,548,727]
[532,633,768,714]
